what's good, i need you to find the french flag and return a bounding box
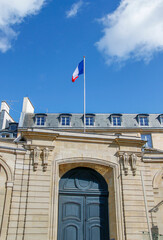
[72,60,84,82]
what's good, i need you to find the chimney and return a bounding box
[1,101,10,114]
[22,97,34,113]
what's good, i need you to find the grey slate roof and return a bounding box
[21,113,163,129]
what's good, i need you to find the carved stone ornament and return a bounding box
[131,153,137,176]
[42,148,49,172]
[123,153,129,176]
[33,147,41,171]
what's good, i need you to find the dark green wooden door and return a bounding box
[58,167,109,240]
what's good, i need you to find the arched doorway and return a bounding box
[58,167,109,240]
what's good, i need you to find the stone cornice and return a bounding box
[0,145,26,155]
[142,148,163,162]
[19,128,145,147]
[29,127,163,133]
[117,150,142,158]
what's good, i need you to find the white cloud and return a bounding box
[66,0,83,18]
[96,0,163,63]
[0,0,46,53]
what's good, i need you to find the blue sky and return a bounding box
[0,0,163,122]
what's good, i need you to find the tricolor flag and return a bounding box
[72,60,84,82]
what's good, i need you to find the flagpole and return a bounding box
[84,56,86,133]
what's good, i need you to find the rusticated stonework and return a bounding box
[0,129,163,240]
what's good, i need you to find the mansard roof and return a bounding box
[20,113,163,130]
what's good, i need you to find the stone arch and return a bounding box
[0,156,13,183]
[58,167,109,240]
[152,167,163,235]
[153,168,163,189]
[49,157,124,240]
[0,156,13,239]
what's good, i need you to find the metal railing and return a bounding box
[142,232,163,240]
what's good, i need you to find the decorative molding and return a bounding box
[49,157,124,240]
[33,147,41,171]
[131,153,137,176]
[42,147,49,172]
[24,144,54,151]
[122,153,129,176]
[6,181,14,188]
[118,151,140,176]
[0,156,13,182]
[152,167,163,189]
[32,146,51,171]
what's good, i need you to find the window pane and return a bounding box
[112,116,121,126]
[141,134,152,148]
[144,117,148,126]
[36,117,40,125]
[160,117,163,124]
[139,117,148,126]
[86,117,89,125]
[41,117,45,125]
[62,117,65,125]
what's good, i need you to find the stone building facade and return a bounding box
[0,97,163,240]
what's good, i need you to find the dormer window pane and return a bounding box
[139,117,148,126]
[160,116,163,125]
[36,117,45,126]
[86,117,94,126]
[112,116,121,126]
[61,117,70,126]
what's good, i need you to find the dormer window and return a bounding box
[61,116,70,126]
[86,117,94,126]
[35,114,47,126]
[158,114,163,125]
[160,116,163,125]
[59,114,72,126]
[110,114,122,126]
[112,116,121,126]
[1,134,10,138]
[138,115,149,126]
[84,114,95,126]
[36,116,45,125]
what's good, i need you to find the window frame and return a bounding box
[35,114,47,126]
[158,114,163,125]
[112,116,121,126]
[1,133,10,138]
[138,115,149,126]
[61,116,71,126]
[141,134,153,148]
[110,114,122,127]
[160,116,163,125]
[85,116,95,126]
[59,114,72,127]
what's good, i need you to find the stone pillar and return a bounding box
[1,181,13,239]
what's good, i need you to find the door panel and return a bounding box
[86,196,109,240]
[58,195,84,240]
[58,168,109,240]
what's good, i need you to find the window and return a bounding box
[112,116,121,126]
[159,116,163,125]
[1,134,10,138]
[61,117,70,126]
[9,123,18,131]
[141,134,152,148]
[85,117,94,126]
[139,116,149,126]
[36,116,45,126]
